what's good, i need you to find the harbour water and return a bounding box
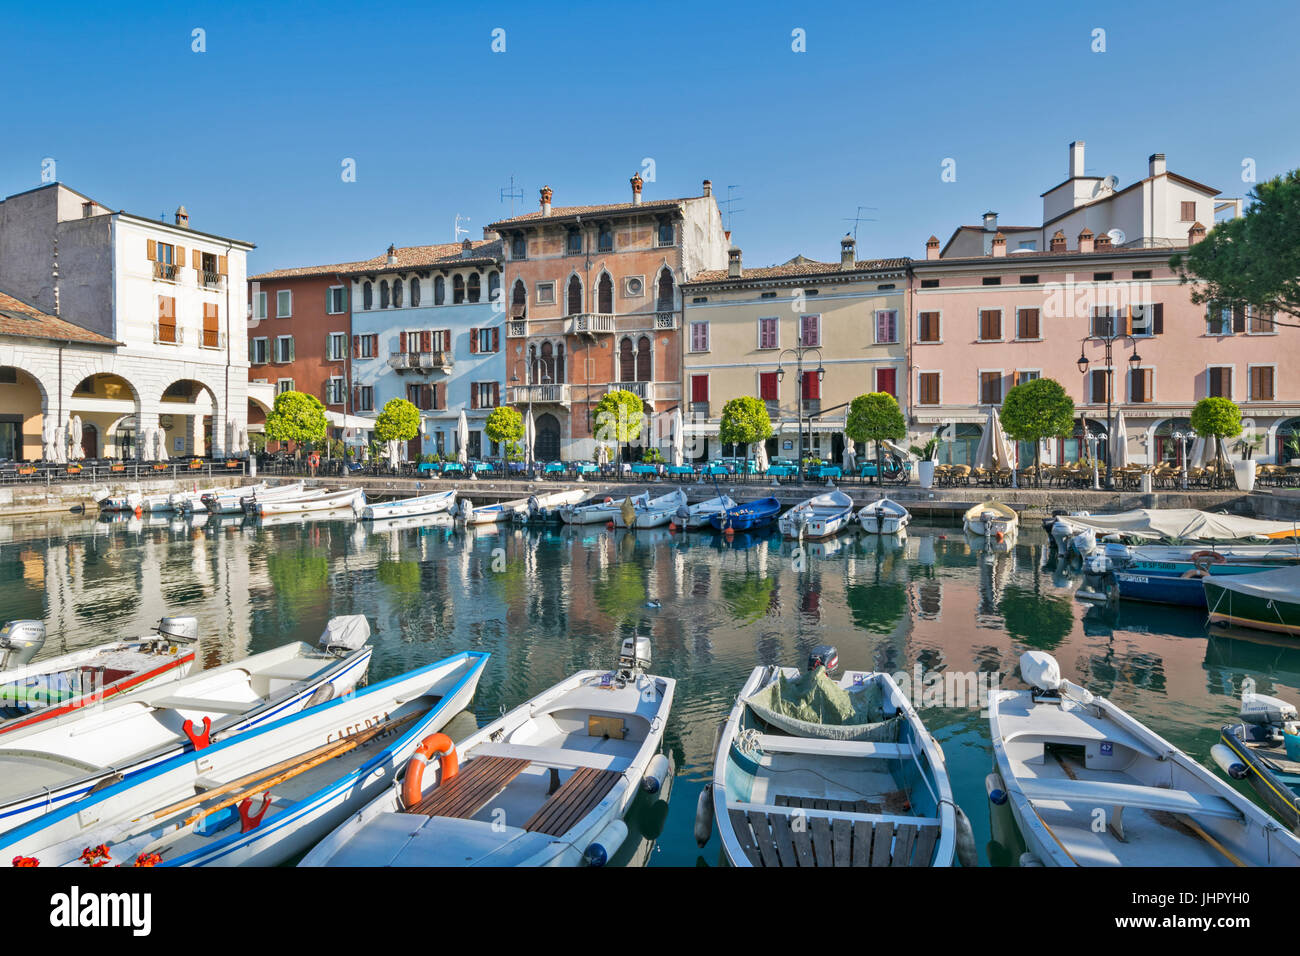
[1,510,1289,866]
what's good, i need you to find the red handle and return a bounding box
[238,793,272,833]
[183,716,212,750]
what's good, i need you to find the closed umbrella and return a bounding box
[990,407,1014,470]
[754,440,769,473]
[972,413,994,470]
[155,426,169,461]
[239,425,250,457]
[53,424,67,464]
[1112,411,1130,468]
[457,409,469,466]
[69,416,83,461]
[525,407,536,469]
[41,418,55,462]
[671,407,683,468]
[1189,435,1209,469]
[842,409,856,472]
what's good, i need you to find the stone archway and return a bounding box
[535,413,561,462]
[156,378,219,457]
[0,366,49,461]
[67,372,139,460]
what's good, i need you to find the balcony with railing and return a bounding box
[654,310,678,330]
[388,350,454,373]
[508,383,570,405]
[507,319,528,338]
[154,323,182,345]
[689,401,710,417]
[198,328,226,350]
[152,261,181,282]
[567,313,616,335]
[200,270,224,290]
[613,381,656,403]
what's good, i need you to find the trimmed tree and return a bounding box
[845,392,906,484]
[264,390,327,457]
[999,378,1075,487]
[485,405,524,461]
[374,398,420,462]
[1191,396,1242,488]
[591,389,645,463]
[718,396,773,464]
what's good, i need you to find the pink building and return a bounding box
[910,144,1296,467]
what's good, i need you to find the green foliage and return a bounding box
[374,398,420,443]
[264,391,327,448]
[1234,432,1266,460]
[376,560,422,593]
[642,447,664,464]
[1171,169,1300,320]
[845,392,906,445]
[591,390,646,445]
[1000,583,1074,651]
[909,437,940,460]
[845,582,908,635]
[1191,397,1243,439]
[999,378,1074,484]
[504,441,524,462]
[266,550,329,596]
[484,406,524,450]
[718,396,774,450]
[420,453,436,465]
[248,432,268,455]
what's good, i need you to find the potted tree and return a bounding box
[1191,397,1245,490]
[846,391,907,486]
[999,378,1075,488]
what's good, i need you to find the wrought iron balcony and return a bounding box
[388,350,454,373]
[152,261,180,282]
[154,322,182,345]
[507,319,528,338]
[200,270,224,290]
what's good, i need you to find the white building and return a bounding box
[0,183,254,458]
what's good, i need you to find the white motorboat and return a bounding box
[0,618,198,735]
[455,495,533,526]
[778,490,854,539]
[613,490,688,529]
[0,616,372,833]
[707,647,967,867]
[364,511,454,534]
[516,489,591,523]
[361,489,456,521]
[256,488,365,518]
[1053,509,1300,551]
[172,482,265,513]
[0,648,487,867]
[560,492,648,525]
[302,637,675,868]
[204,481,303,515]
[963,501,1018,538]
[989,651,1300,866]
[97,490,144,514]
[857,498,911,535]
[676,495,737,530]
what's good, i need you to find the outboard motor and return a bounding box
[155,616,198,643]
[808,644,839,675]
[0,621,47,669]
[318,614,371,657]
[616,636,652,679]
[1020,651,1094,705]
[1237,678,1298,746]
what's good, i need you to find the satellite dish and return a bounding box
[1104,175,1120,191]
[1107,228,1126,246]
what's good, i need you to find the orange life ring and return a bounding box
[308,452,321,468]
[401,732,458,808]
[1192,550,1226,573]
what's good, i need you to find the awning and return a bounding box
[326,411,378,429]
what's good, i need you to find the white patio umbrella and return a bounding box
[524,407,536,468]
[226,419,237,456]
[41,418,55,461]
[69,416,83,461]
[52,424,67,464]
[972,413,994,470]
[155,426,169,461]
[239,425,250,457]
[841,408,857,472]
[991,408,1015,470]
[754,440,769,472]
[457,409,469,466]
[671,407,684,468]
[1188,435,1210,469]
[597,442,609,467]
[1112,411,1130,468]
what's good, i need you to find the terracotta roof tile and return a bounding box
[489,198,696,228]
[687,258,910,284]
[253,239,503,281]
[0,289,119,346]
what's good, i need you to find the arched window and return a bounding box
[636,335,651,381]
[488,271,500,303]
[453,275,465,305]
[567,275,582,315]
[467,273,481,303]
[598,273,613,314]
[528,343,538,383]
[555,342,565,383]
[511,279,526,316]
[409,278,421,307]
[540,341,554,383]
[511,234,526,259]
[434,276,445,305]
[392,278,403,308]
[657,268,675,311]
[379,280,390,309]
[619,338,635,382]
[362,282,373,310]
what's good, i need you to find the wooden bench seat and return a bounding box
[524,767,621,837]
[729,808,940,867]
[404,756,530,818]
[466,741,630,772]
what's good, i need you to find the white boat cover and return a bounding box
[1064,509,1300,542]
[1205,565,1300,601]
[745,670,901,742]
[318,615,370,654]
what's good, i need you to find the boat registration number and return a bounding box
[1116,574,1148,584]
[326,711,391,744]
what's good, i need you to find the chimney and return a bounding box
[728,247,742,278]
[82,201,95,219]
[840,234,855,268]
[174,205,189,228]
[483,226,493,239]
[539,185,553,217]
[1148,153,1167,177]
[386,244,398,266]
[461,239,473,256]
[1188,221,1207,244]
[1050,230,1067,252]
[1078,228,1094,254]
[925,235,940,261]
[1069,140,1086,179]
[982,211,998,233]
[991,232,1007,257]
[630,172,644,205]
[702,179,712,198]
[1094,231,1112,251]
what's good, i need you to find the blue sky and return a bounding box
[5,0,1297,273]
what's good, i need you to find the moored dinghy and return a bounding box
[676,495,737,530]
[455,494,534,526]
[205,481,303,515]
[0,616,372,832]
[561,493,647,526]
[708,646,966,867]
[515,489,590,523]
[613,489,688,529]
[361,489,456,521]
[778,490,854,539]
[301,637,675,867]
[257,487,365,518]
[0,648,488,867]
[1205,565,1300,637]
[710,496,781,532]
[170,482,266,514]
[1218,679,1300,834]
[963,501,1017,538]
[989,650,1300,866]
[858,497,911,535]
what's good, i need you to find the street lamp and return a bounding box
[776,345,824,485]
[1076,323,1142,491]
[1172,428,1196,490]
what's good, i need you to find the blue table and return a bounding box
[767,464,797,478]
[544,462,565,476]
[417,462,439,474]
[701,464,730,476]
[472,461,494,474]
[810,465,842,480]
[631,464,660,477]
[573,462,600,475]
[666,465,694,479]
[441,463,464,475]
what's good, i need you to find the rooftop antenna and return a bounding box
[720,185,744,233]
[454,215,471,242]
[51,237,60,316]
[842,205,879,243]
[499,175,524,217]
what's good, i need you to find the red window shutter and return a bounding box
[444,329,452,350]
[759,372,778,400]
[469,329,478,353]
[492,327,500,352]
[399,332,408,352]
[1233,305,1247,333]
[691,375,709,402]
[876,367,897,397]
[492,382,499,406]
[802,371,820,400]
[471,384,479,409]
[420,331,432,353]
[352,335,360,358]
[1152,303,1164,334]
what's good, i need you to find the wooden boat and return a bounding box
[1216,680,1300,834]
[0,618,197,734]
[962,501,1017,538]
[1053,509,1300,551]
[0,616,372,833]
[676,495,736,530]
[1206,566,1300,636]
[613,490,688,529]
[0,649,487,867]
[301,637,675,867]
[170,483,265,514]
[456,495,533,526]
[710,497,782,532]
[361,489,456,521]
[97,490,143,514]
[857,498,911,535]
[257,488,365,518]
[708,648,962,867]
[205,481,303,515]
[778,491,854,539]
[516,489,590,523]
[1112,558,1283,609]
[242,486,327,516]
[989,650,1300,865]
[560,492,648,525]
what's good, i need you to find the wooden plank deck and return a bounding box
[404,756,530,818]
[524,767,621,837]
[728,801,942,866]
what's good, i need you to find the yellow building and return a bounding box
[679,237,909,461]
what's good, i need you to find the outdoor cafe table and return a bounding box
[471,461,494,474]
[809,464,842,479]
[766,463,797,478]
[441,462,465,475]
[700,463,729,476]
[665,465,694,480]
[573,462,600,475]
[631,464,660,477]
[544,462,565,476]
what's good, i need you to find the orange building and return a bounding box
[488,175,728,460]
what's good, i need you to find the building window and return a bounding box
[325,377,346,405]
[1016,369,1041,385]
[657,220,674,246]
[1019,274,1039,284]
[598,274,613,314]
[357,386,374,411]
[918,372,940,405]
[327,332,347,361]
[393,279,404,308]
[920,279,939,289]
[1016,308,1040,340]
[453,275,465,304]
[362,282,373,310]
[1248,306,1276,334]
[512,280,527,316]
[250,337,268,364]
[1132,270,1152,279]
[1180,201,1196,222]
[597,225,613,252]
[511,235,527,259]
[277,378,294,394]
[1089,369,1110,403]
[475,328,498,353]
[760,291,777,299]
[689,321,709,352]
[467,273,481,303]
[1130,367,1154,403]
[566,276,582,315]
[157,295,177,344]
[759,371,779,401]
[917,311,940,343]
[566,229,582,255]
[1093,272,1113,282]
[354,334,377,359]
[801,369,821,401]
[434,276,445,305]
[980,371,1003,405]
[619,339,635,382]
[326,286,346,314]
[874,309,898,345]
[379,281,390,309]
[1207,303,1237,336]
[635,336,651,381]
[1209,366,1233,399]
[875,367,897,397]
[758,316,778,349]
[799,314,820,347]
[690,374,709,404]
[410,278,421,308]
[472,382,499,409]
[276,289,292,318]
[275,335,295,363]
[252,291,267,321]
[657,269,675,311]
[982,277,1001,286]
[1091,307,1115,338]
[979,309,1002,341]
[1250,366,1275,401]
[488,271,500,303]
